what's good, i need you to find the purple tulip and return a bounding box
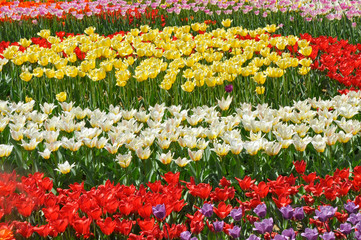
[294,207,305,220]
[320,232,335,240]
[152,203,166,220]
[347,213,361,225]
[225,84,233,93]
[344,202,359,214]
[213,221,224,232]
[279,205,293,220]
[180,231,192,240]
[339,223,353,235]
[247,234,260,240]
[356,231,361,240]
[314,206,337,222]
[228,226,241,239]
[273,235,286,240]
[301,228,318,240]
[200,203,213,218]
[254,203,267,218]
[253,218,273,234]
[282,228,296,240]
[230,208,243,221]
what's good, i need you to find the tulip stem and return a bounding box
[1,157,4,171]
[163,222,170,240]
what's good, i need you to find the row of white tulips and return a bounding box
[1,92,361,168]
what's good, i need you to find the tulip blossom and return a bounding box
[228,226,241,238]
[55,161,75,174]
[253,218,273,234]
[200,203,213,218]
[301,228,319,240]
[314,206,338,222]
[213,221,224,232]
[230,208,243,221]
[152,204,166,220]
[279,205,293,220]
[254,203,267,218]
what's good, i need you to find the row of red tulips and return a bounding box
[1,161,361,239]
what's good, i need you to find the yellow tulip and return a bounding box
[298,39,309,48]
[78,70,86,77]
[199,23,208,31]
[299,58,312,67]
[33,67,44,78]
[205,77,217,87]
[39,57,49,66]
[255,86,265,95]
[20,71,32,82]
[276,59,290,70]
[65,66,78,77]
[159,80,173,90]
[260,47,270,57]
[116,79,128,87]
[253,72,267,84]
[183,69,194,79]
[54,70,64,80]
[266,24,277,33]
[19,38,31,48]
[67,53,77,63]
[288,35,298,46]
[253,57,264,67]
[299,46,312,57]
[25,96,33,103]
[181,81,195,92]
[84,27,96,35]
[38,29,50,39]
[140,25,149,33]
[131,28,140,36]
[126,56,135,65]
[291,58,299,67]
[276,40,287,50]
[56,92,67,102]
[47,36,61,44]
[12,56,24,65]
[191,23,200,31]
[45,69,55,78]
[298,66,311,75]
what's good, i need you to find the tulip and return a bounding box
[253,218,273,234]
[221,19,232,27]
[279,205,293,220]
[55,161,75,174]
[228,225,241,238]
[344,202,359,214]
[225,84,233,92]
[200,203,213,218]
[230,208,243,221]
[152,204,166,220]
[56,92,67,102]
[213,221,224,232]
[254,203,267,218]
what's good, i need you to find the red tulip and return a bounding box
[72,216,92,238]
[138,203,153,219]
[161,172,180,185]
[214,202,232,219]
[293,160,306,175]
[97,217,116,235]
[235,176,255,191]
[42,206,59,221]
[114,218,133,235]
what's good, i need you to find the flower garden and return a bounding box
[1,0,361,239]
